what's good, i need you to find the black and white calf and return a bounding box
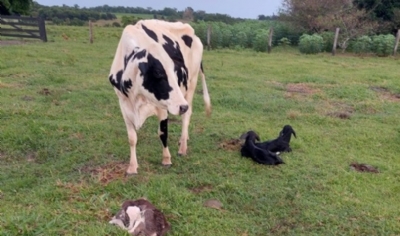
[109,20,211,174]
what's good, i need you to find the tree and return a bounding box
[354,0,400,33]
[0,0,32,15]
[279,0,378,50]
[183,6,194,21]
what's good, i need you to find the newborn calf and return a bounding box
[240,131,284,165]
[109,198,170,236]
[256,125,297,153]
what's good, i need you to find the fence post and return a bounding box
[332,28,340,56]
[267,27,274,53]
[38,17,47,42]
[393,29,400,56]
[89,20,93,44]
[207,24,211,51]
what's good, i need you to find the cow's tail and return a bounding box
[200,62,211,117]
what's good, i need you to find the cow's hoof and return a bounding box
[125,172,138,177]
[162,163,172,168]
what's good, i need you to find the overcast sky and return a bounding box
[35,0,283,19]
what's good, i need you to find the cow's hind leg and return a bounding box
[157,109,172,166]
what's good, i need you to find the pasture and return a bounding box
[1,25,400,235]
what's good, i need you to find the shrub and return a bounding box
[352,36,372,54]
[371,34,395,57]
[253,29,269,52]
[278,37,291,47]
[112,22,121,27]
[320,31,335,52]
[298,34,324,54]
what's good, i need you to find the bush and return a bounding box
[352,36,372,54]
[253,29,269,52]
[112,22,121,27]
[278,37,291,47]
[371,34,395,57]
[320,31,335,52]
[298,34,324,54]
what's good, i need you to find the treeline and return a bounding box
[30,2,118,26]
[29,2,251,25]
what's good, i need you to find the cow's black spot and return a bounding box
[124,50,135,70]
[133,49,146,60]
[109,70,132,97]
[181,35,193,48]
[142,24,158,42]
[125,49,146,70]
[162,34,188,90]
[159,118,168,148]
[139,53,172,101]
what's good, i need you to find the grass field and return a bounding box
[1,25,400,235]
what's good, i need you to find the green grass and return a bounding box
[1,25,400,235]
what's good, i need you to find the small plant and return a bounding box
[298,34,324,54]
[352,35,372,54]
[278,37,291,47]
[371,34,395,57]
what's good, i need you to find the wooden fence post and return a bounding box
[332,28,340,56]
[207,24,211,51]
[393,29,400,56]
[89,20,93,44]
[38,17,47,42]
[267,27,274,53]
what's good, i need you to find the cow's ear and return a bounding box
[138,62,148,76]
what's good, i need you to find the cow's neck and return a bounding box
[128,93,157,130]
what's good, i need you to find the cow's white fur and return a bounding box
[109,20,211,174]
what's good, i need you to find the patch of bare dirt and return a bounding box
[189,184,213,194]
[327,111,352,119]
[81,161,127,185]
[286,83,318,94]
[370,86,400,102]
[350,162,379,173]
[0,40,26,46]
[21,95,34,101]
[26,152,36,162]
[38,88,51,96]
[285,83,321,100]
[320,101,355,119]
[203,199,223,210]
[218,138,242,151]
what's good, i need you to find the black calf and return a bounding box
[256,125,297,153]
[240,131,285,165]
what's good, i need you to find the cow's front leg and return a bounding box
[178,106,192,156]
[157,109,172,166]
[125,122,139,175]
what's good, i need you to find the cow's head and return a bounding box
[122,47,188,116]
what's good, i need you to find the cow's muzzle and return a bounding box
[179,105,189,115]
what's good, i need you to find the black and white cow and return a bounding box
[108,20,211,175]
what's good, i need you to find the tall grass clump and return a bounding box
[298,34,324,54]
